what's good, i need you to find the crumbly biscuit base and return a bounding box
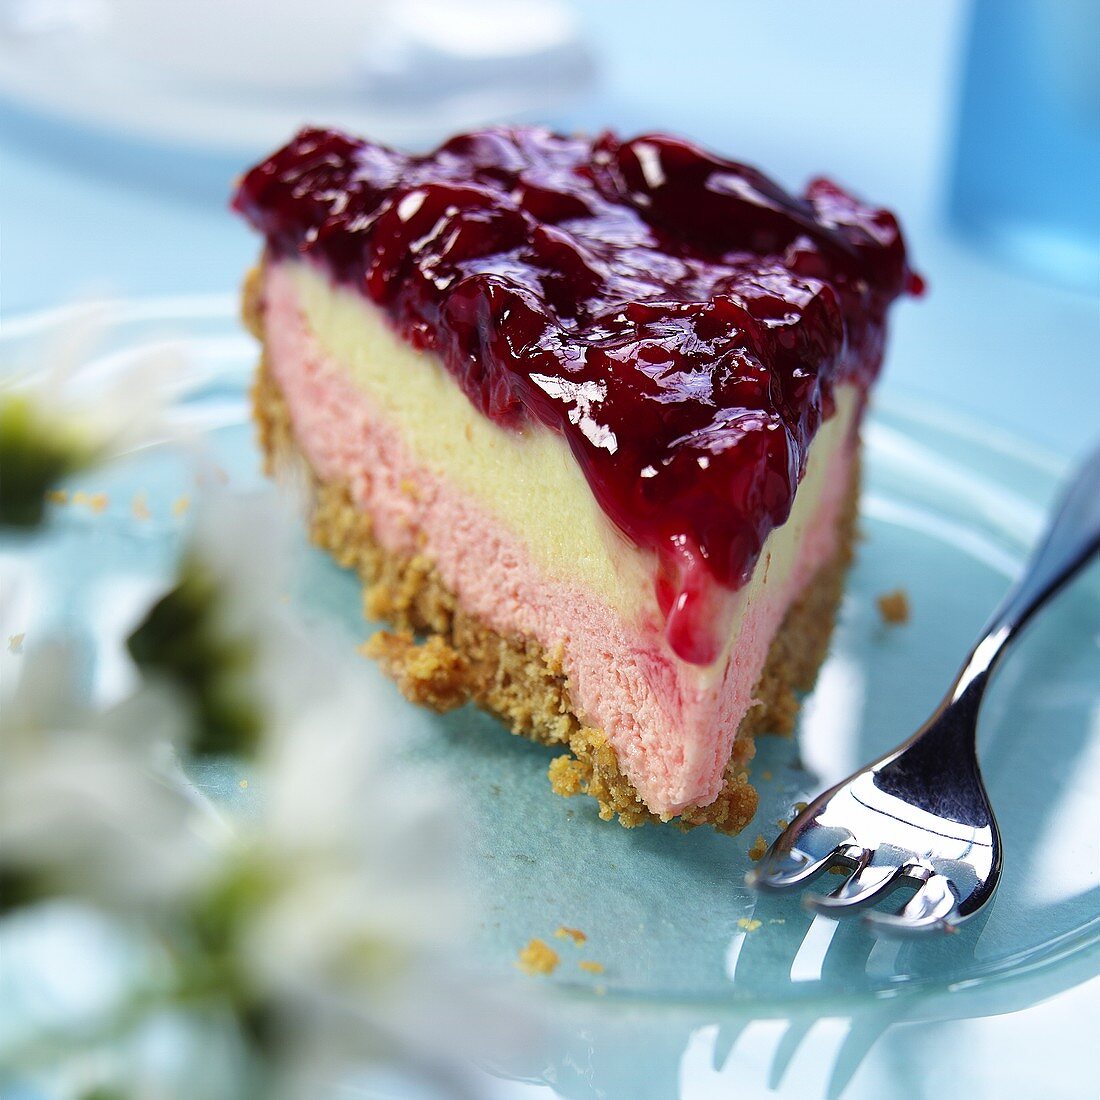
[247,274,858,834]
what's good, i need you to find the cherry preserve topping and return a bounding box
[234,127,921,664]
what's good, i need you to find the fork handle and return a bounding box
[952,440,1100,704]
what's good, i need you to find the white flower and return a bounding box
[6,301,187,459]
[168,493,528,1092]
[0,640,213,910]
[239,642,462,997]
[1,304,186,527]
[2,487,535,1096]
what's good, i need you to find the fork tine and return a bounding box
[863,872,959,935]
[804,849,903,913]
[745,843,840,891]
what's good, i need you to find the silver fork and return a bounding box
[747,441,1100,935]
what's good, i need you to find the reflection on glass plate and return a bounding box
[2,297,1098,1099]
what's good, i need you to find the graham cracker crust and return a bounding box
[246,271,858,835]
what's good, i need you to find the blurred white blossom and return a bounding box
[0,489,515,1100]
[0,306,184,527]
[0,641,210,911]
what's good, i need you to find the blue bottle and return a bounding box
[949,0,1100,289]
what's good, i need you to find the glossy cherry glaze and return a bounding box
[234,127,921,664]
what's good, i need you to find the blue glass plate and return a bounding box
[2,297,1098,1097]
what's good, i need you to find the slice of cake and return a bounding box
[233,126,919,834]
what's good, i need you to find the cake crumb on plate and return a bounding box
[71,491,107,511]
[555,926,587,945]
[876,588,910,624]
[8,633,25,654]
[748,834,768,861]
[517,938,559,975]
[737,917,762,933]
[131,493,151,520]
[578,960,604,974]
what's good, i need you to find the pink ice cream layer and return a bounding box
[261,262,856,816]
